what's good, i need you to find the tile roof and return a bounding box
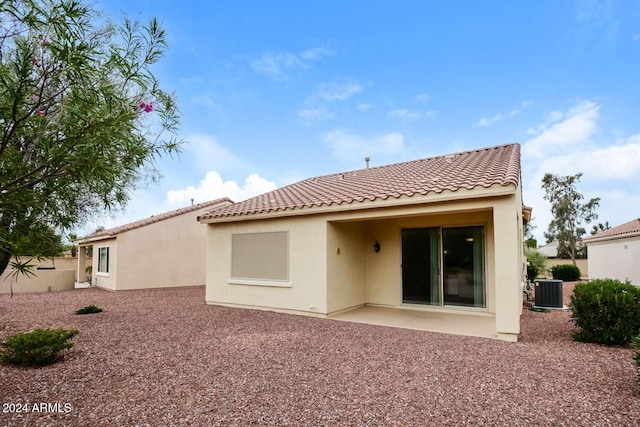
[77,197,233,242]
[583,217,640,242]
[199,143,521,221]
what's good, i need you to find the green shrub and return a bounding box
[551,264,581,281]
[75,305,102,315]
[633,335,640,385]
[570,279,640,346]
[525,248,547,281]
[0,328,79,366]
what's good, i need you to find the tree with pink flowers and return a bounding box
[0,0,183,276]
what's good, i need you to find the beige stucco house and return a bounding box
[76,198,232,291]
[198,143,530,342]
[583,217,640,285]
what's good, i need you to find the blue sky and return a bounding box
[80,0,640,243]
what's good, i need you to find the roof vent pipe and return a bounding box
[191,198,194,206]
[365,157,370,169]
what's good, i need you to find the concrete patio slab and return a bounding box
[330,305,498,339]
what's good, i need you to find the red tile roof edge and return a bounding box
[77,197,233,242]
[200,143,521,221]
[583,217,640,242]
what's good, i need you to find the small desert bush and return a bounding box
[570,279,640,346]
[0,328,79,366]
[75,305,102,315]
[551,264,581,281]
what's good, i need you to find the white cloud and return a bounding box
[297,79,367,122]
[299,46,334,61]
[323,129,405,162]
[249,46,333,79]
[475,113,503,127]
[185,134,249,174]
[315,80,364,102]
[476,100,533,127]
[523,100,600,158]
[387,109,420,120]
[166,171,277,205]
[357,103,372,111]
[538,140,640,180]
[296,107,335,121]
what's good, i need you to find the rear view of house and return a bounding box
[198,144,530,342]
[76,198,232,291]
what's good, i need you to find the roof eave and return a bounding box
[75,234,117,245]
[199,183,517,224]
[583,230,640,244]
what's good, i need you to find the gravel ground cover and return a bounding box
[0,282,638,426]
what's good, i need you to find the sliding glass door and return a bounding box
[402,226,485,308]
[442,227,485,308]
[401,228,440,305]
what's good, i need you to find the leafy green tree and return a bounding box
[525,247,547,281]
[0,0,182,276]
[542,173,599,265]
[590,221,610,235]
[65,232,77,256]
[524,218,538,248]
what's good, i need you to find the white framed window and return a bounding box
[97,247,109,274]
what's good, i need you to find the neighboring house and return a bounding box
[536,241,559,258]
[583,217,640,285]
[536,241,588,278]
[198,143,530,342]
[76,198,232,291]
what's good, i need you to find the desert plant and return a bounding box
[551,264,581,281]
[525,247,547,281]
[75,305,103,315]
[570,279,640,346]
[0,328,79,366]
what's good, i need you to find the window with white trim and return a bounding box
[97,247,109,274]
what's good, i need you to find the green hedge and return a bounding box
[570,279,640,346]
[551,264,581,281]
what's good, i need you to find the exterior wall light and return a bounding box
[374,241,381,252]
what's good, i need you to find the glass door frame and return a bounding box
[400,224,487,310]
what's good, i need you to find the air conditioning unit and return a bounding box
[535,279,563,308]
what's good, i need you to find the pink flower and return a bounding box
[31,57,40,67]
[37,110,45,116]
[138,102,153,113]
[31,95,38,101]
[42,39,50,46]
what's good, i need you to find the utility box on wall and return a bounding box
[535,279,563,308]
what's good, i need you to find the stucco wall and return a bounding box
[0,269,75,294]
[114,206,214,290]
[206,215,328,315]
[587,236,640,285]
[326,222,366,314]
